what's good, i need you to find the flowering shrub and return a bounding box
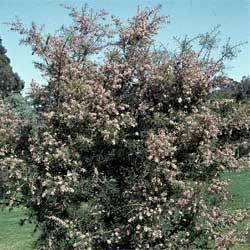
[0,99,22,198]
[1,5,249,249]
[210,99,250,168]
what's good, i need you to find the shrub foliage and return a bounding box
[1,6,249,250]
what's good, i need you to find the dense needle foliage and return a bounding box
[0,37,24,97]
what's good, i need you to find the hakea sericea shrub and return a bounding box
[1,6,249,249]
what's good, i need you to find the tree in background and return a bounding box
[1,6,249,250]
[235,76,250,101]
[211,76,250,102]
[0,37,24,97]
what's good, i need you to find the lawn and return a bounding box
[0,208,38,250]
[223,169,250,250]
[0,170,249,249]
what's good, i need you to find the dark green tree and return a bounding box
[0,37,24,97]
[235,76,250,101]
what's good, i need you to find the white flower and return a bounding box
[178,97,182,103]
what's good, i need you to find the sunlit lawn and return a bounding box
[223,169,250,250]
[0,169,249,249]
[0,208,38,250]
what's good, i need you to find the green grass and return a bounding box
[224,170,250,211]
[0,170,249,249]
[0,208,38,250]
[223,169,250,250]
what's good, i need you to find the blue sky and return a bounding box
[0,0,249,93]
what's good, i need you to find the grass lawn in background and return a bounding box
[223,169,250,250]
[0,208,38,250]
[0,169,249,249]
